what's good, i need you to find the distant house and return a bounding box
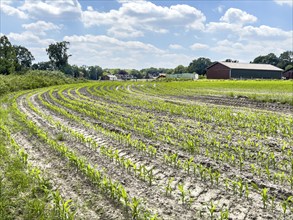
[101,74,118,81]
[206,62,283,79]
[167,73,198,80]
[283,67,293,79]
[156,73,166,79]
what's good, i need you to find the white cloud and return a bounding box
[63,34,192,68]
[241,25,292,38]
[274,0,293,6]
[7,31,55,47]
[214,5,225,13]
[169,44,184,50]
[220,8,257,25]
[210,36,292,63]
[81,0,206,38]
[64,34,164,54]
[190,43,209,50]
[22,21,62,36]
[0,3,28,19]
[20,0,82,20]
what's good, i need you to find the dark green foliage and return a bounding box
[251,51,293,70]
[0,35,16,75]
[46,41,71,70]
[187,57,212,75]
[174,65,187,74]
[0,70,85,96]
[13,45,35,72]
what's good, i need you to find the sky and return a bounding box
[0,0,292,69]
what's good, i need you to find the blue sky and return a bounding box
[1,0,292,69]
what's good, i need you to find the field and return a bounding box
[1,80,293,219]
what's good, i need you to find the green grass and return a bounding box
[149,80,293,105]
[0,131,54,219]
[0,70,86,97]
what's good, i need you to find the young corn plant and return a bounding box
[220,208,229,220]
[207,201,216,220]
[178,183,186,205]
[165,177,174,196]
[129,197,141,219]
[261,188,268,209]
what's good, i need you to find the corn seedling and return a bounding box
[178,183,186,204]
[165,177,174,196]
[261,188,268,209]
[207,201,216,220]
[220,208,229,220]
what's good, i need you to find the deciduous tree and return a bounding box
[46,41,71,70]
[0,35,16,75]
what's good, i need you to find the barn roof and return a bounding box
[208,62,283,71]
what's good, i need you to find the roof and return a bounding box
[283,67,293,73]
[107,74,117,78]
[208,62,283,71]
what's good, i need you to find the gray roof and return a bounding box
[217,62,283,71]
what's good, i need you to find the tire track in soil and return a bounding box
[73,86,290,191]
[57,87,293,200]
[27,91,214,219]
[176,95,293,115]
[19,92,195,219]
[22,91,234,219]
[27,91,289,219]
[12,132,126,220]
[16,94,128,220]
[73,86,293,219]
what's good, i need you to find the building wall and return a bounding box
[231,69,282,79]
[206,63,230,79]
[283,70,293,79]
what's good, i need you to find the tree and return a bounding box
[252,53,279,66]
[46,41,71,70]
[130,69,143,79]
[224,59,239,63]
[277,51,293,69]
[88,65,103,80]
[32,61,54,71]
[187,57,212,75]
[0,35,16,75]
[13,45,34,72]
[174,65,187,74]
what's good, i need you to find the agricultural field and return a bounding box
[1,80,293,220]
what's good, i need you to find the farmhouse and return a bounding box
[101,74,118,81]
[282,67,293,79]
[206,62,283,79]
[167,73,199,80]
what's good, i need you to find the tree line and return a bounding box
[0,35,292,79]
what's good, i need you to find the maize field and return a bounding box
[1,81,293,220]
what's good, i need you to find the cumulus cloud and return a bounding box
[274,0,293,6]
[211,38,291,62]
[169,44,184,50]
[64,34,164,54]
[62,34,192,68]
[241,25,292,38]
[0,3,28,19]
[220,8,257,25]
[22,21,62,36]
[7,31,55,46]
[20,0,82,20]
[190,43,209,50]
[81,0,206,38]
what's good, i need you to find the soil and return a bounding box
[6,84,293,220]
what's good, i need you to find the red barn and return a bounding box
[206,62,283,79]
